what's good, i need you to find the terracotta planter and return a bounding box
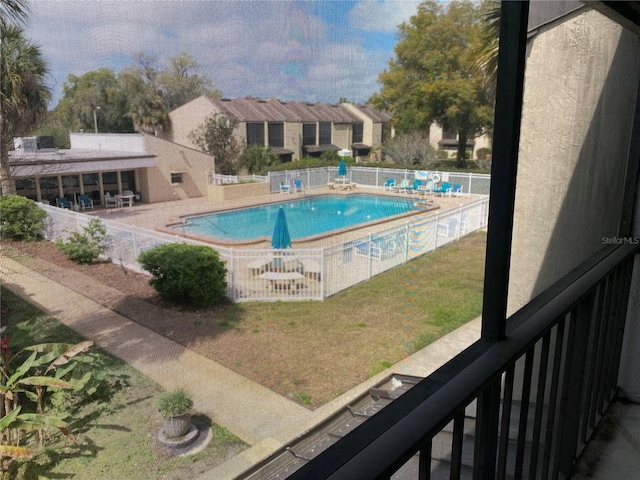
[162,413,192,438]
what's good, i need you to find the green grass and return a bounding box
[0,289,246,480]
[187,231,486,408]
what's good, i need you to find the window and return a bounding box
[171,172,183,184]
[121,170,136,192]
[443,129,457,140]
[246,122,265,146]
[268,122,284,148]
[353,123,363,143]
[303,123,316,145]
[319,122,331,145]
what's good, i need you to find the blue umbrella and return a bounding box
[271,207,292,249]
[338,158,347,177]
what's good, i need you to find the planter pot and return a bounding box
[162,413,192,438]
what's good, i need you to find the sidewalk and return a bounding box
[0,254,481,479]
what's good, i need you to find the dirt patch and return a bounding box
[2,234,486,410]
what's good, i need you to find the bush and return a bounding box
[155,388,193,418]
[476,147,492,161]
[55,218,107,264]
[0,195,47,241]
[138,243,227,307]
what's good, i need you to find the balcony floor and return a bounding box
[570,398,640,479]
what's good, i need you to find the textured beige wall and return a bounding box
[507,8,640,314]
[207,182,270,201]
[140,135,214,203]
[285,123,303,160]
[333,123,351,150]
[164,97,218,149]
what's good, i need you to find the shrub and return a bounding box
[476,147,492,161]
[55,218,107,264]
[0,195,47,241]
[138,243,227,307]
[155,388,193,418]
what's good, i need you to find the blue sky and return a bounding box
[24,0,425,108]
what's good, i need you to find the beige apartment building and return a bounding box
[163,96,393,163]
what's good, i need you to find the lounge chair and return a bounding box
[438,218,460,238]
[293,179,304,193]
[353,235,398,261]
[433,182,452,196]
[410,180,423,193]
[280,182,291,194]
[56,197,71,209]
[383,178,395,191]
[395,179,411,193]
[78,194,94,210]
[104,192,119,208]
[451,184,463,197]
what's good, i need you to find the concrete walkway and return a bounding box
[0,253,481,479]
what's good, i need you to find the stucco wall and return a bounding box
[207,182,269,201]
[285,123,303,160]
[164,97,218,149]
[507,8,640,314]
[140,135,214,203]
[333,123,351,150]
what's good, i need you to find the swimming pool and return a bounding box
[175,194,418,242]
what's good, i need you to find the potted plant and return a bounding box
[156,388,193,438]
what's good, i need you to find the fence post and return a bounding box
[457,205,463,240]
[320,247,325,300]
[469,173,473,195]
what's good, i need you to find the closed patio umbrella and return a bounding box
[271,207,292,249]
[338,158,347,177]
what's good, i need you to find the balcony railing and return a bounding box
[287,243,638,480]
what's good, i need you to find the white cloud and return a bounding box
[24,0,401,106]
[348,0,422,32]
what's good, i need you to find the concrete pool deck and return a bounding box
[87,186,483,249]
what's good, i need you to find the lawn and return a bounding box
[5,230,486,410]
[0,289,247,480]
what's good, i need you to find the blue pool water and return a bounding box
[176,194,417,242]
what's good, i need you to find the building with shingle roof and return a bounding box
[163,96,393,163]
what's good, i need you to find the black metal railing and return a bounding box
[287,243,638,480]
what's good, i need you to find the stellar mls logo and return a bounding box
[602,236,640,245]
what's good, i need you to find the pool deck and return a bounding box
[88,186,482,249]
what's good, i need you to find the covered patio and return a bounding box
[9,148,155,208]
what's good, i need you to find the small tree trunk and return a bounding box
[456,130,468,169]
[0,142,17,196]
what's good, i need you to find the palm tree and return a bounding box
[1,24,51,195]
[474,0,501,105]
[127,90,170,136]
[0,0,29,26]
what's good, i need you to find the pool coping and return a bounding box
[159,191,441,247]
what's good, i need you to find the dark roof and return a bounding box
[349,104,393,123]
[438,139,475,147]
[206,97,383,124]
[351,143,372,150]
[270,147,294,156]
[528,0,584,31]
[303,144,340,153]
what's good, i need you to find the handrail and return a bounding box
[287,242,638,479]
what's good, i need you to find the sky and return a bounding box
[23,0,425,108]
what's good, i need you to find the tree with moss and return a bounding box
[371,0,495,169]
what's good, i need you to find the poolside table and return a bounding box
[259,271,304,290]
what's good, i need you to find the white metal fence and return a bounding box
[39,195,489,302]
[212,174,268,184]
[268,167,491,196]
